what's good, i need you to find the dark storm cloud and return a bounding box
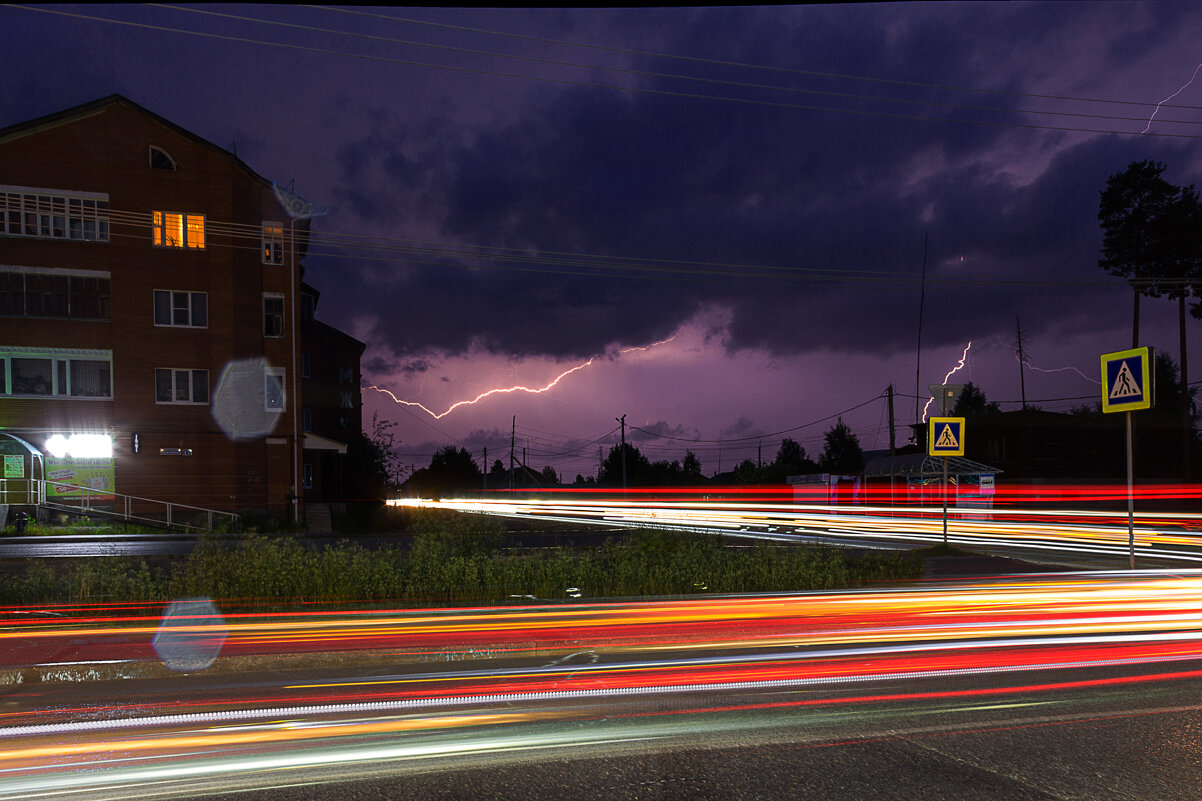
[629,420,698,443]
[325,4,1199,365]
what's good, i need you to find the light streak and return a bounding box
[1141,62,1202,134]
[1019,356,1101,386]
[368,335,677,419]
[922,340,972,421]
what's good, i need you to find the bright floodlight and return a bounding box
[44,433,112,459]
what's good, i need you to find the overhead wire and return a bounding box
[6,5,1202,139]
[146,3,1202,130]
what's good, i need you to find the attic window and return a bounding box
[149,146,177,171]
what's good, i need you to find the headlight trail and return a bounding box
[393,484,1202,563]
[7,570,1202,797]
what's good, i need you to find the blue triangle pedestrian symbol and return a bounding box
[1109,360,1141,400]
[935,424,959,449]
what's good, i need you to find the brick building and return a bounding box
[0,94,353,522]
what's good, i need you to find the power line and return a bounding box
[8,5,1202,139]
[146,4,1202,130]
[310,6,1202,113]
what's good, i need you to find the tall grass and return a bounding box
[0,527,923,606]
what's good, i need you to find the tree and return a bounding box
[1098,160,1178,348]
[405,445,483,499]
[682,450,703,479]
[598,442,651,486]
[540,465,559,486]
[344,412,406,500]
[818,417,863,473]
[951,382,1001,417]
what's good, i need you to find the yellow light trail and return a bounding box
[368,334,678,419]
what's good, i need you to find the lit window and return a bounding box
[153,211,204,249]
[155,368,209,404]
[262,222,284,265]
[263,294,284,338]
[153,289,207,327]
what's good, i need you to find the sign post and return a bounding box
[929,416,965,543]
[1100,347,1153,570]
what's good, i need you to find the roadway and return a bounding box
[5,571,1202,799]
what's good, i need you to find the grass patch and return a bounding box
[0,518,924,606]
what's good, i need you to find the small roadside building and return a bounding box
[861,452,1001,515]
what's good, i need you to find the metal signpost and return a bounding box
[1100,347,1153,570]
[929,415,965,543]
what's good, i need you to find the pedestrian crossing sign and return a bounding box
[928,417,965,456]
[1101,347,1153,413]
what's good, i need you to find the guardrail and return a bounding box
[30,479,239,533]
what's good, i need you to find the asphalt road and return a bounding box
[6,571,1202,800]
[8,660,1201,801]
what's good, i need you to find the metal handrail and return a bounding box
[30,479,239,533]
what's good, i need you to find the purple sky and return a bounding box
[6,4,1202,480]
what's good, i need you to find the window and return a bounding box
[302,406,312,432]
[300,292,316,321]
[301,352,311,378]
[262,222,284,265]
[149,146,176,170]
[302,463,313,490]
[263,294,284,338]
[0,347,112,399]
[0,269,111,320]
[155,368,209,404]
[264,369,285,412]
[153,211,205,249]
[0,185,109,242]
[153,290,207,327]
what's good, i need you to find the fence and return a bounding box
[19,478,239,533]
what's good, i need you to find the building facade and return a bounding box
[299,281,365,510]
[0,95,316,520]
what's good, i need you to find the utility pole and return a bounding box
[617,415,628,489]
[914,234,928,428]
[887,384,897,456]
[482,447,487,494]
[757,441,762,469]
[509,416,515,492]
[1015,316,1028,410]
[598,446,602,481]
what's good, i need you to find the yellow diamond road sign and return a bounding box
[929,417,965,457]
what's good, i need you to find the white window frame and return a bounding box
[263,293,285,338]
[0,346,113,399]
[152,211,205,249]
[264,367,286,413]
[153,289,208,328]
[0,185,110,243]
[148,145,177,170]
[262,222,284,265]
[155,367,209,405]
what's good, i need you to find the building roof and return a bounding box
[863,452,1002,478]
[0,93,274,189]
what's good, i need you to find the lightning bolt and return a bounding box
[922,341,972,422]
[1018,356,1102,386]
[369,335,678,419]
[1141,61,1202,134]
